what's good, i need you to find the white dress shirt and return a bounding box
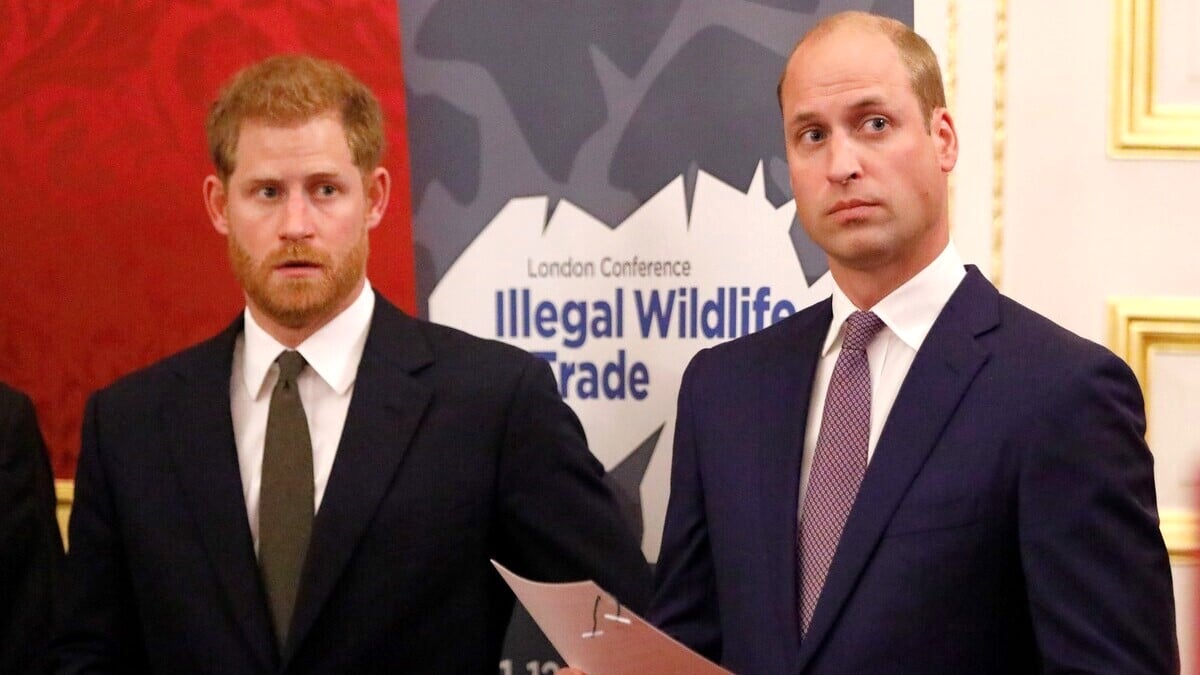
[798,244,966,503]
[230,282,375,551]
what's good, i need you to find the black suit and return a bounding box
[651,268,1177,673]
[53,294,651,673]
[0,382,63,674]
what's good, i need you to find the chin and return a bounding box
[255,285,339,327]
[270,300,339,329]
[829,242,900,273]
[822,230,886,258]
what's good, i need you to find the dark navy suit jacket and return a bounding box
[52,294,651,674]
[0,382,63,674]
[650,268,1177,674]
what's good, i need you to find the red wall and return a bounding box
[0,1,415,477]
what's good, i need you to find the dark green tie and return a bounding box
[259,350,314,648]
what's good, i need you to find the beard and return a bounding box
[227,229,368,330]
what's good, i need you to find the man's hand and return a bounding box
[556,669,587,675]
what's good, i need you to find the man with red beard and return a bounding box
[52,55,650,674]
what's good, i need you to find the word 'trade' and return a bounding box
[533,348,649,401]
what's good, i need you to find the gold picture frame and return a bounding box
[1109,296,1200,563]
[1110,0,1200,158]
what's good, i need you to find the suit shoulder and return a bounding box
[993,295,1123,369]
[981,295,1145,417]
[407,314,545,372]
[0,381,37,438]
[0,381,32,412]
[92,329,234,405]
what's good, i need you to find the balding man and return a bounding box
[643,11,1176,675]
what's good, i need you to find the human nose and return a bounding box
[826,132,862,185]
[279,190,315,240]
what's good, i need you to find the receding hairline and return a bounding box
[801,10,911,47]
[776,11,946,123]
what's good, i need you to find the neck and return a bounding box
[832,274,896,311]
[248,307,333,349]
[247,279,366,349]
[830,237,948,310]
[253,317,325,350]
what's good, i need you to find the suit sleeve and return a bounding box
[647,350,723,662]
[50,394,148,674]
[0,387,63,675]
[1019,350,1178,673]
[492,356,653,612]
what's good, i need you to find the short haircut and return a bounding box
[777,11,946,127]
[206,54,385,183]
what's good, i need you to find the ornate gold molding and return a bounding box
[946,0,958,225]
[1108,296,1200,563]
[1110,0,1200,158]
[991,0,1007,290]
[943,0,1007,290]
[1161,512,1200,565]
[946,0,958,125]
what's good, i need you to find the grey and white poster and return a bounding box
[399,1,913,670]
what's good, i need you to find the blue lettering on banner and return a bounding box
[500,286,796,400]
[496,289,624,348]
[632,286,794,339]
[496,286,794,346]
[532,349,650,401]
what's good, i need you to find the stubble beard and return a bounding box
[227,229,369,330]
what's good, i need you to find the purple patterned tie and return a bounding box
[798,310,886,636]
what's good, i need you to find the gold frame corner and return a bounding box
[1108,296,1200,563]
[1110,0,1200,159]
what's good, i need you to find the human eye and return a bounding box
[862,116,889,133]
[310,179,344,199]
[256,184,280,199]
[798,127,826,144]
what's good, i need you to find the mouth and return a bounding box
[273,259,323,277]
[827,198,879,215]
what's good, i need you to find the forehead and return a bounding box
[780,27,913,116]
[232,114,355,174]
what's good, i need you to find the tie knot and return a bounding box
[841,311,885,351]
[275,351,307,384]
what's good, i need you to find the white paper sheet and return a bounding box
[492,560,732,675]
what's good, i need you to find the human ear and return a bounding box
[203,175,231,235]
[930,108,958,172]
[364,166,391,230]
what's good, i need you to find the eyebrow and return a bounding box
[242,170,348,184]
[787,95,889,129]
[304,171,349,183]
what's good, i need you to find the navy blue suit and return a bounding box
[53,294,651,674]
[650,268,1177,674]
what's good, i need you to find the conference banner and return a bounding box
[400,1,913,669]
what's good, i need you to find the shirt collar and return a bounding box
[823,243,966,356]
[241,281,376,399]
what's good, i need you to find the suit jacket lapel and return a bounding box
[796,268,999,671]
[284,296,433,662]
[162,317,278,672]
[754,300,831,667]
